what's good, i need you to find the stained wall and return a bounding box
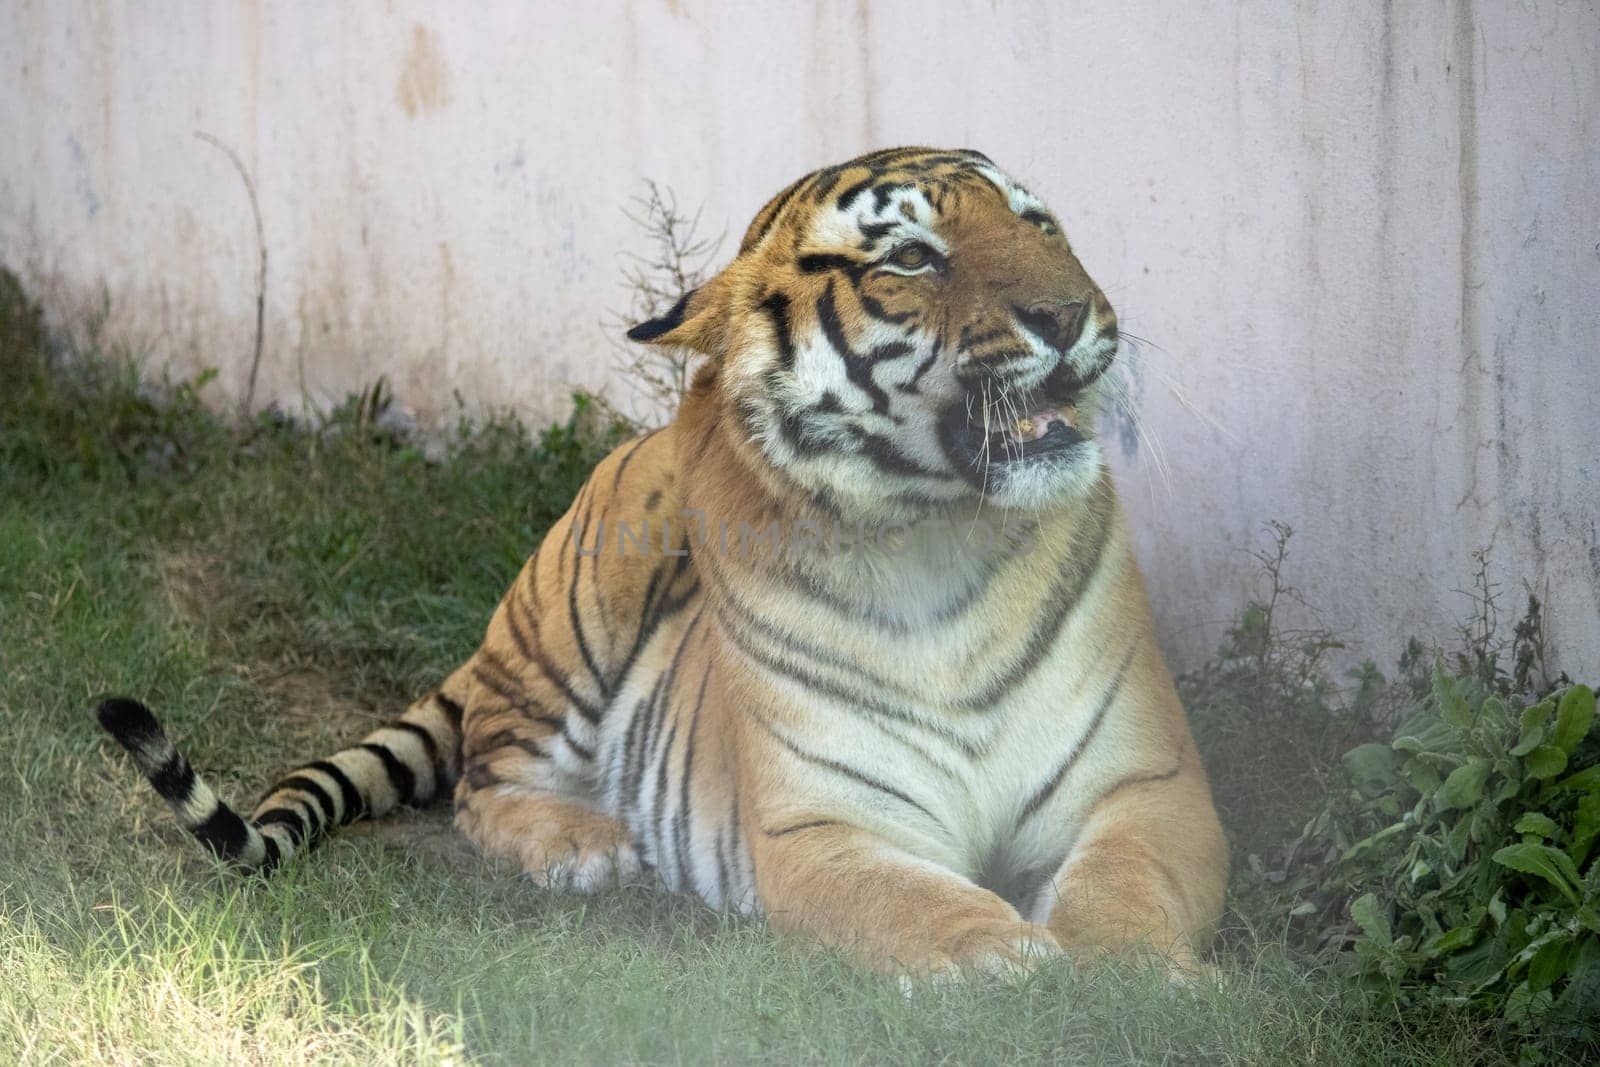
[3,1,1596,676]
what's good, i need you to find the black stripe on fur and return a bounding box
[360,741,418,805]
[95,697,259,863]
[305,759,366,824]
[95,697,166,756]
[274,774,338,825]
[189,804,253,857]
[98,693,466,875]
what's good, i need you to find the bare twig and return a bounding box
[601,182,723,425]
[194,130,267,417]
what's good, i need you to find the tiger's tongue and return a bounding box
[1005,405,1077,443]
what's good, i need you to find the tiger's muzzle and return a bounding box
[939,297,1118,486]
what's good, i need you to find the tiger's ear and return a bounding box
[625,271,733,354]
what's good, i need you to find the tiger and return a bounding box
[98,146,1227,978]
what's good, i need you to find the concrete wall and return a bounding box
[3,1,1596,678]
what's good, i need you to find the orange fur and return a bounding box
[126,148,1227,978]
[431,148,1226,975]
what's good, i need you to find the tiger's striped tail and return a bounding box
[95,692,464,873]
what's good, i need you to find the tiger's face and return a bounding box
[628,147,1118,519]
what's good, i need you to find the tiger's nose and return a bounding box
[1013,299,1090,353]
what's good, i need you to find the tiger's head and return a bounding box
[628,147,1119,520]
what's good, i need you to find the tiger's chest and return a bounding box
[593,531,1140,915]
[740,613,1133,896]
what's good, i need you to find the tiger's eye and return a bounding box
[887,242,935,271]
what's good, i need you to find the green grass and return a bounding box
[0,273,1570,1064]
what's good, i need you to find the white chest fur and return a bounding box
[734,516,1140,884]
[594,505,1143,915]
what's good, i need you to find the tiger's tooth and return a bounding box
[1014,417,1035,438]
[1061,404,1078,428]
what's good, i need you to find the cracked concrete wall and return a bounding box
[2,1,1596,677]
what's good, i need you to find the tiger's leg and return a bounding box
[456,781,640,891]
[443,429,692,891]
[1038,757,1227,974]
[751,821,1062,977]
[450,650,641,891]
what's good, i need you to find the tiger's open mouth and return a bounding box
[938,359,1102,481]
[943,399,1085,463]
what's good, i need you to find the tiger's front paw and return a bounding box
[529,843,643,891]
[901,918,1064,983]
[456,788,644,892]
[518,814,643,891]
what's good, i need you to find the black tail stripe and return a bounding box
[388,721,446,786]
[305,760,366,824]
[275,774,337,826]
[190,804,252,857]
[148,751,198,803]
[256,806,310,846]
[359,742,417,805]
